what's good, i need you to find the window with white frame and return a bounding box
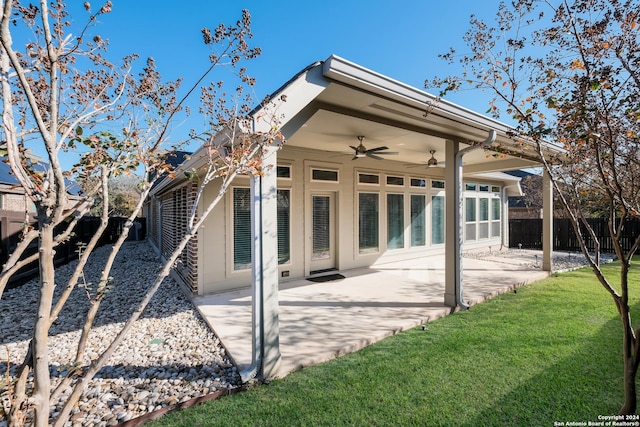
[465,197,477,241]
[387,193,404,249]
[410,194,426,247]
[463,183,502,242]
[355,173,451,251]
[432,180,445,189]
[233,186,291,271]
[410,178,427,188]
[358,173,380,185]
[431,195,445,245]
[277,190,291,264]
[358,192,379,253]
[491,198,501,237]
[479,197,489,239]
[277,165,291,179]
[312,168,338,182]
[233,187,252,271]
[386,175,404,186]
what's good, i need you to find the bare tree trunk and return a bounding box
[7,347,30,426]
[620,315,638,414]
[618,257,638,416]
[31,221,56,427]
[73,294,102,364]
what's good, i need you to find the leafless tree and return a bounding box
[430,0,640,414]
[0,2,283,425]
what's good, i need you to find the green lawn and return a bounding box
[152,260,640,426]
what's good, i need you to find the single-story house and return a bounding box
[146,55,561,379]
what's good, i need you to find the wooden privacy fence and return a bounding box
[509,217,640,253]
[0,211,146,287]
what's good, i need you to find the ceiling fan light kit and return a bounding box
[349,136,398,160]
[427,149,438,168]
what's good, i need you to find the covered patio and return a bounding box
[195,250,551,378]
[149,55,563,381]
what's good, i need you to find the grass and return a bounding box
[151,260,640,426]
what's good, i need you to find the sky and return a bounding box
[84,0,504,139]
[10,0,511,163]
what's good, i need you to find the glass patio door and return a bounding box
[310,193,335,272]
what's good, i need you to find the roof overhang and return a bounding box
[255,54,563,171]
[467,171,523,197]
[151,55,564,195]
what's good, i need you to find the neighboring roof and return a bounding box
[0,161,20,187]
[163,150,192,170]
[0,158,81,196]
[148,150,193,190]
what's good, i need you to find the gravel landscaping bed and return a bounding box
[463,247,616,271]
[0,241,241,426]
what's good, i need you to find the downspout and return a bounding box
[240,174,263,382]
[454,130,497,309]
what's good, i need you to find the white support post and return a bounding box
[259,145,281,378]
[542,169,554,271]
[444,141,459,307]
[502,193,509,250]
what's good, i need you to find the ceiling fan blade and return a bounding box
[367,146,390,152]
[374,151,398,155]
[367,153,385,160]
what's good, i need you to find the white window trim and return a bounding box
[357,171,381,186]
[385,175,405,187]
[386,192,405,250]
[356,191,381,256]
[276,164,293,181]
[311,168,340,183]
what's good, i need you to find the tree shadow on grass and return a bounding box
[459,300,639,427]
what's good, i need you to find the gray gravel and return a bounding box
[463,248,616,271]
[0,241,241,426]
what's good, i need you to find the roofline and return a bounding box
[320,55,563,157]
[249,60,322,116]
[322,55,512,132]
[249,54,563,158]
[151,55,564,196]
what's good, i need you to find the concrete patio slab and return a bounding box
[194,252,550,378]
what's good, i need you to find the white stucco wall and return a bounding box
[197,145,508,295]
